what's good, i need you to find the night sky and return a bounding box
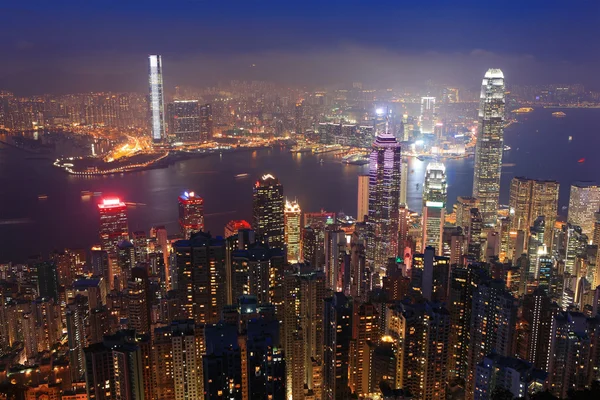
[1,0,599,94]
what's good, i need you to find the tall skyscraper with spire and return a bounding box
[472,68,505,227]
[367,129,401,274]
[149,55,166,143]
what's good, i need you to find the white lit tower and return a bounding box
[149,55,166,143]
[472,69,505,227]
[284,199,302,264]
[420,96,436,134]
[422,162,447,255]
[367,126,402,275]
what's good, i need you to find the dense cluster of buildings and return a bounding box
[2,66,600,400]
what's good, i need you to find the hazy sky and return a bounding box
[1,0,599,94]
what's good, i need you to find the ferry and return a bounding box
[503,145,511,151]
[512,107,534,114]
[235,173,249,178]
[320,159,324,164]
[81,190,93,197]
[38,194,48,200]
[552,111,566,118]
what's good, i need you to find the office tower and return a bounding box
[526,216,547,279]
[253,174,285,249]
[455,196,479,230]
[126,267,150,335]
[410,246,451,302]
[324,224,347,291]
[284,199,302,263]
[467,208,483,261]
[224,219,251,238]
[420,96,436,134]
[509,177,559,247]
[89,306,111,345]
[467,280,517,395]
[200,103,213,141]
[230,242,285,309]
[349,302,379,396]
[350,233,368,302]
[148,54,166,143]
[132,231,148,263]
[565,224,588,275]
[66,295,89,381]
[173,231,226,324]
[472,68,505,227]
[367,131,402,272]
[35,261,59,301]
[32,298,61,352]
[178,191,204,238]
[568,182,600,236]
[304,210,336,227]
[547,312,600,398]
[98,198,129,288]
[386,300,451,400]
[357,175,369,222]
[167,100,200,142]
[474,354,547,400]
[422,162,447,255]
[84,331,145,400]
[522,288,557,371]
[323,293,352,400]
[448,265,488,381]
[284,267,327,399]
[302,225,324,269]
[383,263,410,301]
[400,160,408,205]
[203,322,243,399]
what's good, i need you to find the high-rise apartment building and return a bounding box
[420,96,436,134]
[148,55,166,143]
[367,131,401,272]
[323,293,352,400]
[472,69,505,226]
[284,199,302,263]
[422,162,447,255]
[357,174,369,222]
[568,182,600,236]
[200,103,213,142]
[178,191,204,238]
[253,174,285,249]
[167,100,200,142]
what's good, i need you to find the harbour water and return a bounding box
[0,108,597,262]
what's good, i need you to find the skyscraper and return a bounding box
[148,55,166,143]
[284,199,302,263]
[167,100,200,142]
[357,174,369,222]
[253,174,285,249]
[367,131,401,273]
[98,198,129,288]
[472,68,505,227]
[568,181,600,236]
[422,162,447,255]
[178,191,204,238]
[200,103,213,142]
[420,96,436,134]
[323,293,352,400]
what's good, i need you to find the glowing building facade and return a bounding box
[422,162,447,255]
[367,132,401,273]
[420,96,436,134]
[178,191,204,238]
[149,55,166,143]
[253,174,285,249]
[98,198,129,286]
[284,199,302,264]
[568,181,600,237]
[472,68,505,227]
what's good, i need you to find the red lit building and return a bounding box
[178,191,204,238]
[224,219,252,238]
[98,198,128,257]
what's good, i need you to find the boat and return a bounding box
[503,145,511,151]
[568,136,573,142]
[81,190,93,197]
[235,173,249,178]
[93,192,102,196]
[578,158,585,163]
[38,194,48,200]
[552,111,566,118]
[512,107,534,114]
[319,159,324,164]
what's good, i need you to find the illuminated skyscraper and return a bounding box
[509,177,559,248]
[568,181,600,236]
[357,174,369,222]
[98,198,129,288]
[420,96,436,134]
[284,199,302,263]
[253,174,285,249]
[148,55,166,143]
[422,162,447,255]
[367,131,401,273]
[178,191,204,238]
[167,100,200,142]
[200,103,213,142]
[472,68,505,226]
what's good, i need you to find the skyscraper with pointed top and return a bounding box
[473,68,505,227]
[367,128,401,275]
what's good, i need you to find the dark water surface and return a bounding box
[0,108,598,262]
